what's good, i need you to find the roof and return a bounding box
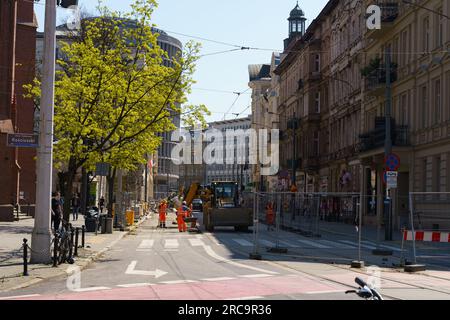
[289,2,305,19]
[248,64,271,82]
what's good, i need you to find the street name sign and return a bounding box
[7,133,39,148]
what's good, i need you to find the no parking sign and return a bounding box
[385,153,401,171]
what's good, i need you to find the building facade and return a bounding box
[205,116,252,187]
[0,0,38,221]
[271,0,450,229]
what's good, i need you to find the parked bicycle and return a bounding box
[346,277,383,300]
[54,220,74,265]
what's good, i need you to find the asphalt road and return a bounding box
[1,212,449,300]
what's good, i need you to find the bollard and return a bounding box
[68,228,73,260]
[74,227,79,257]
[81,225,85,248]
[53,235,59,267]
[23,239,29,276]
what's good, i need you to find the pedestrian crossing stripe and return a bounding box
[137,240,154,249]
[232,239,253,246]
[340,240,377,250]
[319,240,356,249]
[259,239,275,247]
[188,238,205,247]
[361,241,402,252]
[297,239,331,249]
[164,239,179,249]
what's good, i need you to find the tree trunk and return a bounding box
[80,167,88,216]
[107,167,116,218]
[60,157,78,222]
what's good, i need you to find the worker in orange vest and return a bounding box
[158,200,167,229]
[177,201,188,232]
[266,201,275,231]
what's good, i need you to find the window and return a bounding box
[315,92,320,113]
[436,8,444,48]
[421,86,428,129]
[314,54,320,72]
[434,79,441,125]
[313,131,319,157]
[423,17,430,52]
[433,156,441,192]
[400,92,408,126]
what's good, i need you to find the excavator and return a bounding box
[202,181,253,232]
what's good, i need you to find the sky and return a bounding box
[34,0,329,123]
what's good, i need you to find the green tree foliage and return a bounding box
[25,0,210,220]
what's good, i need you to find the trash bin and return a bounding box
[100,214,107,234]
[104,216,113,234]
[85,217,97,232]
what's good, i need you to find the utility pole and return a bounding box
[31,0,56,263]
[384,47,393,241]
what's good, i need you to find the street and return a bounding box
[1,212,450,300]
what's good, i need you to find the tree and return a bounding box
[25,0,209,221]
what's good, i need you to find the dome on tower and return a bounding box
[289,2,305,19]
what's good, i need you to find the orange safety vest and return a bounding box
[159,204,167,222]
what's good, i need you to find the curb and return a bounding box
[0,215,148,293]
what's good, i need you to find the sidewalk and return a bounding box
[0,213,149,293]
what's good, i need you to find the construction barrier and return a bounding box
[403,230,450,242]
[126,210,135,226]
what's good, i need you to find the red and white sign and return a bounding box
[403,230,450,243]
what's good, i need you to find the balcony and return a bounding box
[359,118,410,153]
[363,62,398,97]
[365,1,399,39]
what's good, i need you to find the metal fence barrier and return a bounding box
[407,192,450,265]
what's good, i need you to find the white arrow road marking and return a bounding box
[203,245,279,275]
[125,261,168,278]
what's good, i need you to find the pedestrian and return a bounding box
[158,200,167,229]
[176,201,188,232]
[71,193,80,221]
[266,201,275,231]
[99,197,105,214]
[51,192,62,232]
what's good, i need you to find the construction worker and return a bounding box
[158,200,167,228]
[266,201,275,231]
[177,201,188,232]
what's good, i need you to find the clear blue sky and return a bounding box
[34,0,329,122]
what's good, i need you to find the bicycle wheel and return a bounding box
[58,237,69,264]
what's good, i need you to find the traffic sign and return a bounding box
[7,133,39,148]
[385,153,401,171]
[386,171,398,189]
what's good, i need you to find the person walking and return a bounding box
[176,201,188,232]
[71,193,80,221]
[99,197,105,214]
[51,192,62,232]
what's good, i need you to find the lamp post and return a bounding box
[31,0,57,263]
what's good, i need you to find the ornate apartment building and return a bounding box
[270,0,450,228]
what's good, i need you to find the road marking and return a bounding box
[125,261,168,278]
[160,280,198,284]
[278,240,299,248]
[203,245,279,275]
[117,283,154,288]
[361,241,402,252]
[297,239,331,249]
[202,277,235,282]
[165,239,179,249]
[0,294,40,300]
[320,240,357,249]
[225,296,264,300]
[259,239,275,247]
[188,238,205,247]
[340,240,377,250]
[305,290,346,295]
[72,287,110,292]
[239,274,273,278]
[232,239,253,246]
[137,240,154,250]
[164,249,179,252]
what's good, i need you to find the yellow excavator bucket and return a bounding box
[185,183,200,205]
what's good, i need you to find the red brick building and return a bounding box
[0,0,37,221]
